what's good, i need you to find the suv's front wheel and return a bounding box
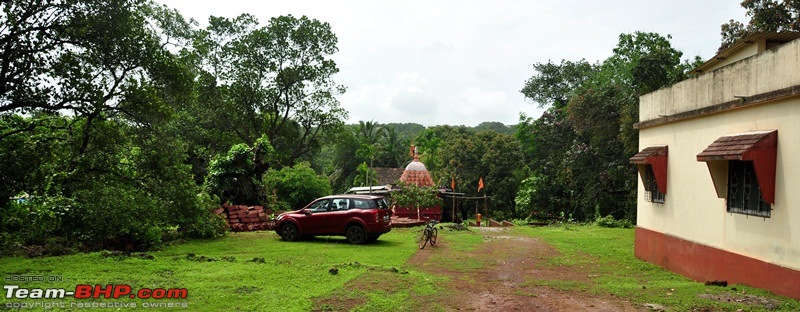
[345,225,366,244]
[280,223,299,241]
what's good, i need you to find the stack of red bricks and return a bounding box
[214,204,275,232]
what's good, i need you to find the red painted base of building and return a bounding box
[635,227,800,300]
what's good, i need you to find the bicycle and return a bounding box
[417,220,438,249]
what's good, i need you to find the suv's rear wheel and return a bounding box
[280,223,299,241]
[345,225,366,244]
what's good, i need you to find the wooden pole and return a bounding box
[483,193,488,224]
[451,193,455,222]
[475,201,479,227]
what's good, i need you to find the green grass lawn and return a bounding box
[0,228,428,311]
[2,225,798,311]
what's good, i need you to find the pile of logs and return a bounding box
[213,204,275,232]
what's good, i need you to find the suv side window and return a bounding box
[332,198,349,211]
[353,199,372,209]
[307,199,330,213]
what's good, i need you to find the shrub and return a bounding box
[595,215,633,228]
[180,193,228,239]
[511,219,529,226]
[262,162,332,210]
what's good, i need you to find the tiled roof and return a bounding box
[696,130,778,204]
[697,130,777,161]
[630,145,668,164]
[399,170,434,187]
[399,147,435,187]
[374,167,404,185]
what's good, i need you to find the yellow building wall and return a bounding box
[636,38,800,271]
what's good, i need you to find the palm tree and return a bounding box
[358,120,383,145]
[378,126,407,167]
[356,120,383,186]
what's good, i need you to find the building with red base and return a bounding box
[632,33,800,300]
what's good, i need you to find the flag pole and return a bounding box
[451,177,456,222]
[478,177,487,226]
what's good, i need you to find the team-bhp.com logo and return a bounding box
[4,284,188,299]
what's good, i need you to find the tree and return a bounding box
[179,13,348,201]
[517,32,693,222]
[413,125,474,178]
[520,60,596,109]
[0,1,229,253]
[354,120,382,185]
[353,162,378,187]
[192,14,347,166]
[262,162,332,211]
[376,126,408,168]
[205,136,274,205]
[355,144,376,185]
[720,0,800,50]
[413,127,524,219]
[514,111,576,220]
[390,182,442,219]
[357,120,383,145]
[326,127,361,193]
[476,132,525,219]
[0,1,186,132]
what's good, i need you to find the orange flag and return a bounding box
[451,178,456,190]
[478,177,485,192]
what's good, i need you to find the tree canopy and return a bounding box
[0,1,344,254]
[516,32,696,222]
[720,0,800,49]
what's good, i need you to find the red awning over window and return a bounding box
[697,130,777,203]
[630,145,668,194]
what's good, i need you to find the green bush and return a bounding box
[1,197,67,245]
[180,193,228,239]
[511,219,530,226]
[262,162,332,210]
[595,215,633,228]
[60,181,166,250]
[205,135,274,205]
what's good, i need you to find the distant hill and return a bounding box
[345,121,515,139]
[474,121,515,135]
[382,123,425,140]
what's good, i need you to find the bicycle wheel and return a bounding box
[430,227,438,246]
[418,229,429,249]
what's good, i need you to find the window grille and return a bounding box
[643,165,665,204]
[727,160,770,217]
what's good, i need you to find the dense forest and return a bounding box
[2,0,794,254]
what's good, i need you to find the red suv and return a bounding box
[274,195,392,244]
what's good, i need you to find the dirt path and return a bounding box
[314,227,643,311]
[407,227,641,311]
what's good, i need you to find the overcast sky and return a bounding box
[158,0,747,127]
